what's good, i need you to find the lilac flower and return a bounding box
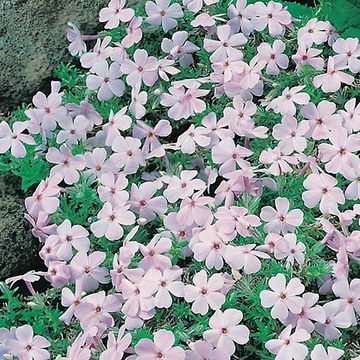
[259,146,298,176]
[84,147,116,183]
[123,17,143,48]
[176,124,210,154]
[99,326,132,360]
[256,40,289,75]
[332,37,360,73]
[297,18,328,47]
[98,172,129,205]
[310,345,344,360]
[66,98,102,131]
[292,43,324,72]
[80,36,113,69]
[45,260,71,288]
[56,115,89,145]
[59,281,83,325]
[227,0,254,36]
[103,107,132,146]
[99,0,135,29]
[275,233,306,268]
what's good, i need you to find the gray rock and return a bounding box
[0,0,109,113]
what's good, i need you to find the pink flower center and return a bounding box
[308,28,314,33]
[347,297,354,304]
[213,243,220,250]
[267,13,273,18]
[285,94,291,100]
[290,249,295,254]
[138,66,144,72]
[179,230,186,237]
[339,148,346,155]
[221,328,228,334]
[127,150,133,156]
[140,200,147,207]
[104,77,110,83]
[201,288,208,295]
[70,129,76,135]
[26,345,32,351]
[84,266,91,273]
[283,339,290,345]
[160,10,166,16]
[161,281,167,287]
[322,188,328,194]
[66,235,72,242]
[157,352,164,358]
[181,182,187,188]
[279,215,285,222]
[110,187,116,194]
[135,288,140,294]
[109,214,116,221]
[279,292,287,300]
[149,250,155,256]
[325,319,331,324]
[270,54,276,60]
[95,164,102,171]
[95,306,102,313]
[302,55,308,61]
[45,107,51,114]
[316,118,323,125]
[51,268,57,276]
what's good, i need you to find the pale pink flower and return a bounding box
[86,60,125,101]
[256,233,289,255]
[272,116,309,155]
[84,147,115,183]
[55,219,90,261]
[203,309,250,355]
[134,330,185,359]
[300,100,342,140]
[302,173,345,213]
[227,0,254,36]
[145,0,184,32]
[158,58,180,81]
[138,235,172,271]
[66,23,86,56]
[204,24,247,62]
[80,36,113,69]
[161,84,209,120]
[265,325,310,360]
[161,31,199,68]
[25,211,56,242]
[256,40,289,75]
[184,270,225,315]
[99,0,135,29]
[46,144,85,185]
[260,197,303,234]
[91,202,136,241]
[129,84,148,119]
[201,112,234,147]
[176,124,210,154]
[142,268,184,308]
[260,274,305,320]
[297,18,328,47]
[66,98,102,131]
[98,172,129,205]
[332,37,360,73]
[318,127,360,175]
[275,233,306,268]
[163,170,205,203]
[252,1,291,36]
[332,278,360,325]
[56,115,89,145]
[311,345,344,360]
[339,98,360,133]
[46,260,71,288]
[59,281,83,325]
[283,292,326,333]
[292,43,324,72]
[186,340,231,360]
[123,17,143,48]
[313,57,354,93]
[211,137,252,176]
[267,86,310,116]
[129,182,167,222]
[259,146,298,176]
[103,107,132,146]
[111,136,145,174]
[314,301,352,340]
[121,49,158,86]
[343,157,360,200]
[7,325,50,360]
[5,270,46,296]
[99,326,132,360]
[0,121,35,158]
[70,251,109,291]
[183,0,218,14]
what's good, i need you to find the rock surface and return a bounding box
[0,0,108,113]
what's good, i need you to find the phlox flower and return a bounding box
[142,268,184,308]
[275,233,306,268]
[46,260,71,288]
[80,36,113,69]
[158,58,180,81]
[314,301,352,340]
[138,235,172,271]
[203,309,250,355]
[145,0,183,32]
[123,17,143,48]
[98,173,129,205]
[111,135,145,174]
[46,144,85,185]
[267,85,310,116]
[70,251,109,292]
[66,23,86,56]
[56,115,89,145]
[0,121,35,158]
[211,137,252,176]
[318,127,360,175]
[129,182,167,223]
[84,147,116,183]
[99,0,135,29]
[161,84,210,120]
[292,43,324,72]
[99,326,132,360]
[313,57,354,93]
[186,340,231,360]
[134,330,185,359]
[252,1,292,36]
[176,124,210,154]
[300,100,342,140]
[343,157,360,200]
[103,107,132,146]
[201,112,234,147]
[260,274,305,320]
[163,170,205,203]
[256,40,289,75]
[302,173,345,213]
[204,24,247,62]
[161,31,199,68]
[311,345,344,360]
[227,0,254,36]
[259,146,298,176]
[339,98,360,133]
[5,270,46,296]
[129,84,148,119]
[265,325,310,360]
[59,281,83,325]
[297,18,328,47]
[260,197,304,234]
[184,270,225,315]
[272,116,309,155]
[86,60,125,101]
[332,37,360,73]
[121,49,158,87]
[7,325,50,360]
[91,202,136,241]
[282,292,326,333]
[66,98,102,131]
[332,278,360,325]
[256,233,289,255]
[164,212,194,244]
[183,0,218,14]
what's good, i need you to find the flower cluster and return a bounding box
[0,0,360,359]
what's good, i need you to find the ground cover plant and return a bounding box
[0,0,360,358]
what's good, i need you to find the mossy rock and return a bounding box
[0,173,41,280]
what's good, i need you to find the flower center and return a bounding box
[221,328,228,334]
[160,10,166,16]
[201,288,208,295]
[95,306,102,313]
[84,266,91,273]
[140,200,147,207]
[95,164,102,171]
[26,345,32,351]
[279,292,287,300]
